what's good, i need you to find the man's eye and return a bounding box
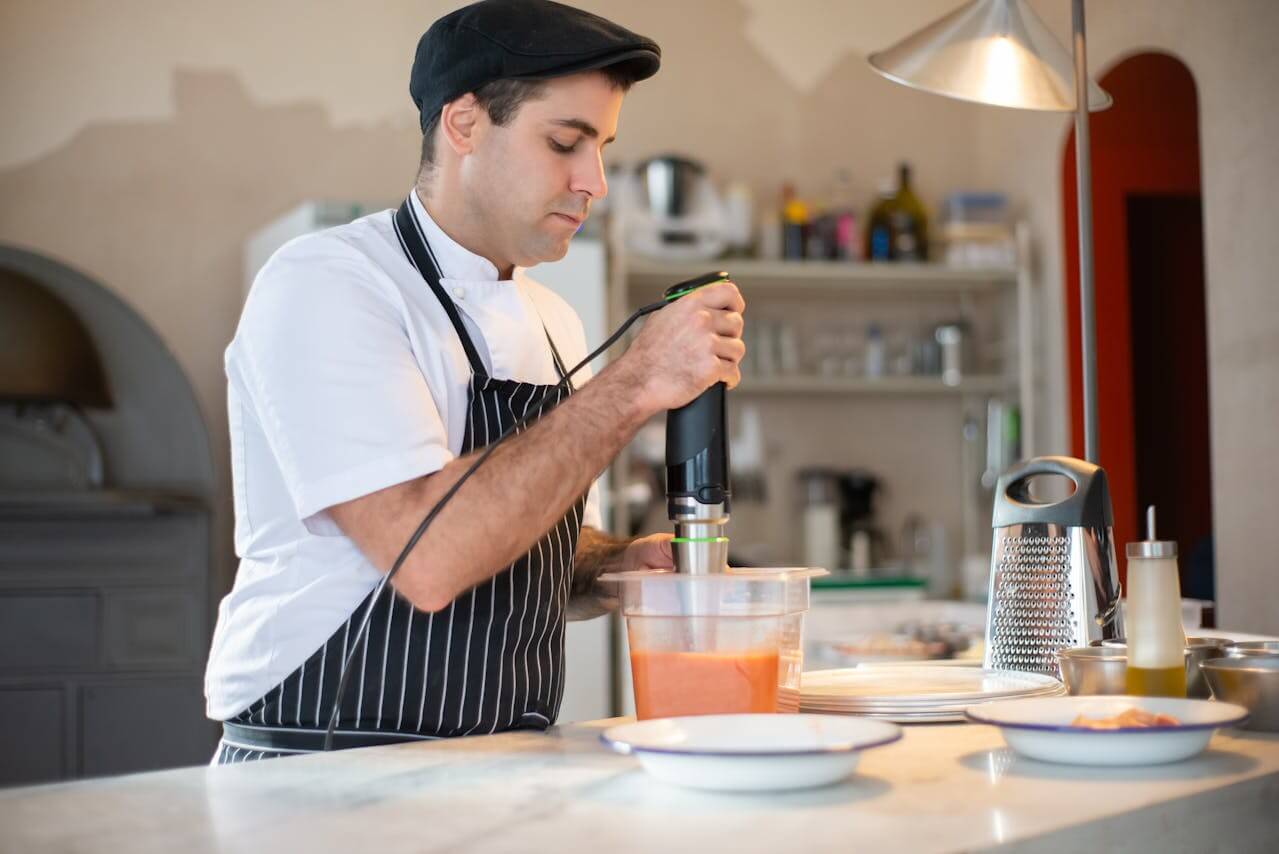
[549,138,577,154]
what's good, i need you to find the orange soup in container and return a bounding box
[630,649,779,719]
[602,568,824,721]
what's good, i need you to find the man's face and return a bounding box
[461,71,623,268]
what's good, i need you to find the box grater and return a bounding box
[983,456,1124,677]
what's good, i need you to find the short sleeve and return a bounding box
[233,235,453,534]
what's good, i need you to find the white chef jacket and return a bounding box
[204,189,602,720]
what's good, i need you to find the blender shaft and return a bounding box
[671,497,729,575]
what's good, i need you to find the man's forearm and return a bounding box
[331,277,745,614]
[369,360,651,611]
[571,526,633,596]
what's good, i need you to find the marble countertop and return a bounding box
[2,719,1277,853]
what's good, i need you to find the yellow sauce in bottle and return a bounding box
[1125,664,1186,698]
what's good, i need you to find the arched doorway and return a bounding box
[1061,52,1213,600]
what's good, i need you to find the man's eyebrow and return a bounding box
[551,118,616,144]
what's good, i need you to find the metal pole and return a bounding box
[1072,0,1099,463]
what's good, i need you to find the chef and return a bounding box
[204,0,745,762]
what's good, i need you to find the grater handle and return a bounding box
[993,455,1115,528]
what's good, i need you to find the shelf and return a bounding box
[625,257,1016,297]
[735,375,1014,396]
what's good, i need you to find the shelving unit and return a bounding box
[605,235,1036,600]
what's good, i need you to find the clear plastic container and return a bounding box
[600,568,823,719]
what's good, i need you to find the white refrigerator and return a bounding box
[526,237,617,723]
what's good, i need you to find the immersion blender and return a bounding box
[663,272,733,576]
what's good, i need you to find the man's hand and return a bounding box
[617,532,674,573]
[614,280,746,417]
[566,529,673,621]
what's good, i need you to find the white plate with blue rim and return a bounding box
[966,695,1249,766]
[601,714,902,791]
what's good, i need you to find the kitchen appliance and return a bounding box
[1,270,112,489]
[984,456,1124,676]
[841,472,883,574]
[727,403,767,503]
[798,469,841,573]
[619,155,729,261]
[797,469,884,575]
[663,273,733,575]
[603,275,823,717]
[0,246,216,785]
[604,567,821,718]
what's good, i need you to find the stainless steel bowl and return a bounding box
[1091,636,1232,698]
[1227,641,1279,659]
[1057,647,1128,695]
[1201,656,1279,731]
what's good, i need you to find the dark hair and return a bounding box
[417,65,637,180]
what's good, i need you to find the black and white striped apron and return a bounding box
[214,196,586,763]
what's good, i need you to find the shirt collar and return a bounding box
[409,187,522,283]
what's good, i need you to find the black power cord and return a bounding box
[322,294,680,750]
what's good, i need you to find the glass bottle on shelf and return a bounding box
[866,179,895,262]
[829,170,862,261]
[781,184,809,261]
[889,162,929,261]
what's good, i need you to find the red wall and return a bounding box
[1061,53,1203,569]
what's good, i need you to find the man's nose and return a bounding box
[571,151,608,200]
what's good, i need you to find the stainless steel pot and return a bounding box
[1059,645,1195,696]
[1057,647,1128,695]
[1227,641,1279,659]
[1202,657,1279,731]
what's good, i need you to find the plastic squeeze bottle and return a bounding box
[1124,505,1187,697]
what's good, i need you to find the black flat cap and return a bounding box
[410,0,661,131]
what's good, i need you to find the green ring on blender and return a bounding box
[669,536,730,543]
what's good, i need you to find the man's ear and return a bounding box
[439,94,481,156]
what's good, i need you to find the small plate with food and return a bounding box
[965,696,1249,765]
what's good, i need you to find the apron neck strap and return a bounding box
[394,196,486,375]
[395,194,574,389]
[543,328,571,386]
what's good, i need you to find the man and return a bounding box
[205,0,745,762]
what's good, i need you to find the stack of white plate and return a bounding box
[794,665,1065,722]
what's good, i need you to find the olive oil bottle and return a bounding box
[1124,506,1187,697]
[1125,662,1187,697]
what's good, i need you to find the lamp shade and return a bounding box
[868,0,1111,112]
